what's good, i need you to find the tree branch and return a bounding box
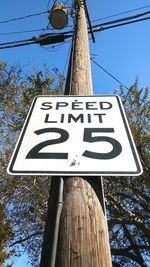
[122,224,146,267]
[9,231,43,247]
[107,194,144,224]
[111,248,147,266]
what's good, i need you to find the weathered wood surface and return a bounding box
[56,1,112,266]
[56,178,112,267]
[70,0,93,95]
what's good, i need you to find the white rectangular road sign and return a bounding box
[7,95,143,176]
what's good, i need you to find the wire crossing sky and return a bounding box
[0,10,150,50]
[1,1,150,266]
[0,0,150,95]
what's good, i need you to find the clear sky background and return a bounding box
[1,0,150,266]
[1,0,150,95]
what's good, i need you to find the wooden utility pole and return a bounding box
[56,1,112,266]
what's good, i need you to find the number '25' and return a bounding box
[26,128,122,160]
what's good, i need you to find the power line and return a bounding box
[83,0,95,43]
[91,59,150,107]
[92,10,150,29]
[0,12,149,50]
[0,30,73,46]
[0,28,50,36]
[47,0,52,11]
[0,4,149,26]
[91,58,129,91]
[0,24,73,36]
[0,41,36,50]
[93,16,150,33]
[92,5,150,23]
[1,4,149,25]
[63,41,72,74]
[41,39,71,53]
[0,37,35,46]
[0,33,72,50]
[0,9,148,37]
[0,11,48,24]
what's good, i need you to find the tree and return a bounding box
[0,62,149,266]
[0,203,14,267]
[0,62,64,266]
[104,83,150,267]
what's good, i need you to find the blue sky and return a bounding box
[11,254,32,267]
[1,0,150,95]
[1,0,150,266]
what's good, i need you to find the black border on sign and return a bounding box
[8,95,142,176]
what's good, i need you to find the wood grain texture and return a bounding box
[70,2,93,95]
[56,1,112,266]
[56,178,112,267]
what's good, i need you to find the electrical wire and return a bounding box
[0,4,149,26]
[0,30,73,47]
[63,41,72,74]
[92,5,150,23]
[0,34,72,50]
[1,4,149,25]
[1,9,149,37]
[64,0,70,5]
[0,11,48,24]
[0,24,73,36]
[0,41,36,50]
[47,0,52,11]
[91,59,150,107]
[0,11,149,50]
[41,39,71,52]
[52,0,57,8]
[91,58,129,91]
[0,37,35,46]
[91,10,150,29]
[93,16,150,33]
[0,28,50,36]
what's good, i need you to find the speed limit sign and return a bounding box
[7,95,143,176]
